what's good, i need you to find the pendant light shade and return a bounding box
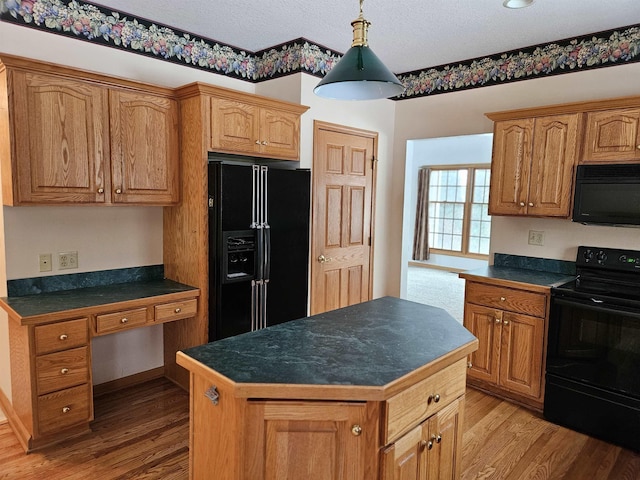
[314,0,404,101]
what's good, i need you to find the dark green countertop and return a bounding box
[181,296,476,388]
[0,279,198,319]
[460,266,575,289]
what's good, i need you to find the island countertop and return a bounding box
[177,296,477,401]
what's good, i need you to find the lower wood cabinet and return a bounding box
[184,358,469,480]
[461,279,548,410]
[381,399,463,480]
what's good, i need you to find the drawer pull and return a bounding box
[121,317,128,324]
[60,368,69,375]
[351,424,362,436]
[174,307,181,313]
[62,406,71,414]
[59,334,68,341]
[428,393,441,404]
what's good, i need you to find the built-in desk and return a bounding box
[0,278,200,452]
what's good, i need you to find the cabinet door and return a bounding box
[583,109,640,163]
[247,401,372,480]
[488,119,534,215]
[464,303,501,385]
[381,423,423,480]
[424,399,463,480]
[499,312,544,399]
[10,71,109,204]
[528,114,579,217]
[109,90,179,204]
[209,97,260,154]
[260,108,301,159]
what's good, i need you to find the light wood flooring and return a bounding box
[0,379,638,479]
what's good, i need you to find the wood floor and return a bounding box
[0,379,638,479]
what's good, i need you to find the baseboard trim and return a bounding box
[93,367,165,397]
[408,261,467,273]
[0,386,30,452]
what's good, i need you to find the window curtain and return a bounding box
[412,167,430,261]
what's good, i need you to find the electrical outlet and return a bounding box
[528,230,545,246]
[59,251,78,270]
[39,253,52,272]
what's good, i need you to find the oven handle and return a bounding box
[553,296,640,321]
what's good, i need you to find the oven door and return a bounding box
[547,294,640,397]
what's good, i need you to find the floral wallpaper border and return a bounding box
[1,0,639,100]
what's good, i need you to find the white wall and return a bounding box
[401,134,493,296]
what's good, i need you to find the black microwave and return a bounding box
[572,164,640,226]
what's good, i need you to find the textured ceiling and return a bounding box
[89,0,640,74]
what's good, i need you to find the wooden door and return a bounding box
[11,70,109,204]
[488,119,533,215]
[109,90,179,204]
[311,122,376,315]
[528,114,579,217]
[381,423,423,480]
[209,97,260,154]
[463,304,501,385]
[260,108,301,159]
[424,399,463,480]
[248,401,371,480]
[582,109,640,163]
[499,311,544,399]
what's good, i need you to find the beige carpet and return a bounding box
[406,266,466,324]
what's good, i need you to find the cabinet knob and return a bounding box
[420,439,433,450]
[500,296,506,301]
[431,434,442,444]
[261,141,268,146]
[59,334,68,341]
[60,368,69,375]
[174,307,182,313]
[97,187,104,194]
[528,202,534,207]
[495,318,502,324]
[467,361,473,369]
[637,145,640,149]
[62,406,71,414]
[428,393,441,404]
[255,140,261,145]
[351,424,362,436]
[115,188,122,194]
[503,319,510,326]
[121,317,128,324]
[519,202,525,207]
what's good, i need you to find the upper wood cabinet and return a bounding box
[202,86,308,160]
[488,114,579,217]
[0,55,179,206]
[582,108,640,163]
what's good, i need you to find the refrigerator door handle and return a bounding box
[262,281,268,329]
[263,227,271,281]
[251,165,259,228]
[251,280,257,332]
[261,166,269,228]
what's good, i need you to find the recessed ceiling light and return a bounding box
[503,0,535,8]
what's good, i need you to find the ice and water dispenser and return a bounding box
[222,230,256,282]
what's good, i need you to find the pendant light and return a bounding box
[313,0,405,100]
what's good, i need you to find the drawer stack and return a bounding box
[33,318,92,436]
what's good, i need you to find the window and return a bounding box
[427,166,491,257]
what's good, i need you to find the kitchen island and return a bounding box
[177,296,478,480]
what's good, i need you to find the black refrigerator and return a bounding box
[208,158,311,341]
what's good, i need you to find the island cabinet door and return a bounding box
[244,400,377,480]
[463,304,501,385]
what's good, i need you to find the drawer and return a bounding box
[95,307,148,334]
[384,359,466,444]
[155,298,198,323]
[466,282,547,317]
[37,383,92,435]
[34,318,89,355]
[36,346,90,395]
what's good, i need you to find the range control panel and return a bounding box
[578,246,640,271]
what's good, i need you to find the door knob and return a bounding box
[317,254,333,264]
